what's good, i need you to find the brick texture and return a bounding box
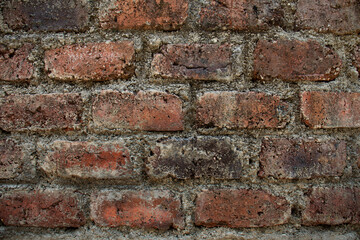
[301,92,360,128]
[92,90,183,131]
[0,93,83,132]
[259,138,347,179]
[253,39,341,81]
[200,0,284,31]
[0,139,24,179]
[99,0,188,30]
[147,137,241,179]
[3,0,88,32]
[42,141,133,179]
[152,44,231,81]
[302,187,360,225]
[91,190,184,229]
[197,92,289,129]
[45,42,134,81]
[195,189,291,228]
[0,189,85,227]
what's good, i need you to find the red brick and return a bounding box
[0,189,85,227]
[3,0,88,32]
[195,189,290,228]
[302,187,360,225]
[45,42,134,81]
[196,92,289,129]
[200,0,284,31]
[43,141,133,179]
[99,0,188,30]
[147,137,241,179]
[301,92,360,128]
[91,190,184,229]
[92,90,184,131]
[0,93,83,132]
[253,39,341,82]
[259,138,346,179]
[152,44,231,81]
[0,44,34,82]
[296,0,360,35]
[0,139,24,179]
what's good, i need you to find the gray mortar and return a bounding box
[1,0,360,239]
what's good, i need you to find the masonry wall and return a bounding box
[1,0,360,239]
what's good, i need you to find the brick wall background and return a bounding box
[1,0,360,239]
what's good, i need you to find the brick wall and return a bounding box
[1,0,360,239]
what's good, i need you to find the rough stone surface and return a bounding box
[0,44,34,82]
[200,0,284,31]
[354,46,360,73]
[91,190,184,230]
[301,92,360,128]
[197,92,289,129]
[253,39,341,81]
[99,0,188,30]
[42,141,133,179]
[147,137,241,179]
[195,189,291,228]
[0,93,83,132]
[0,189,85,227]
[92,90,184,131]
[45,42,135,81]
[0,139,24,179]
[259,138,347,179]
[152,44,231,81]
[296,0,360,35]
[3,0,89,32]
[302,187,360,225]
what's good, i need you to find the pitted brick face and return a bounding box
[0,139,24,179]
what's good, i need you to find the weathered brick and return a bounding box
[0,139,24,179]
[301,92,360,128]
[3,0,88,32]
[92,90,183,132]
[195,189,290,228]
[0,93,83,132]
[0,189,86,227]
[99,0,188,30]
[200,0,284,31]
[45,42,135,81]
[197,92,289,129]
[147,137,241,179]
[253,39,341,82]
[354,46,360,73]
[42,141,133,179]
[259,138,346,179]
[0,44,34,82]
[91,190,184,229]
[302,187,360,225]
[152,44,231,81]
[296,0,360,35]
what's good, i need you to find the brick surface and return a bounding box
[99,0,188,30]
[92,90,184,131]
[0,139,24,179]
[259,138,346,179]
[302,187,360,225]
[0,93,83,132]
[195,189,291,228]
[0,44,34,82]
[152,44,231,81]
[45,42,134,81]
[253,39,341,81]
[0,189,85,227]
[301,92,360,128]
[200,0,284,31]
[43,141,133,179]
[91,190,184,229]
[147,137,241,179]
[3,0,88,32]
[296,0,360,35]
[197,92,289,129]
[354,46,360,73]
